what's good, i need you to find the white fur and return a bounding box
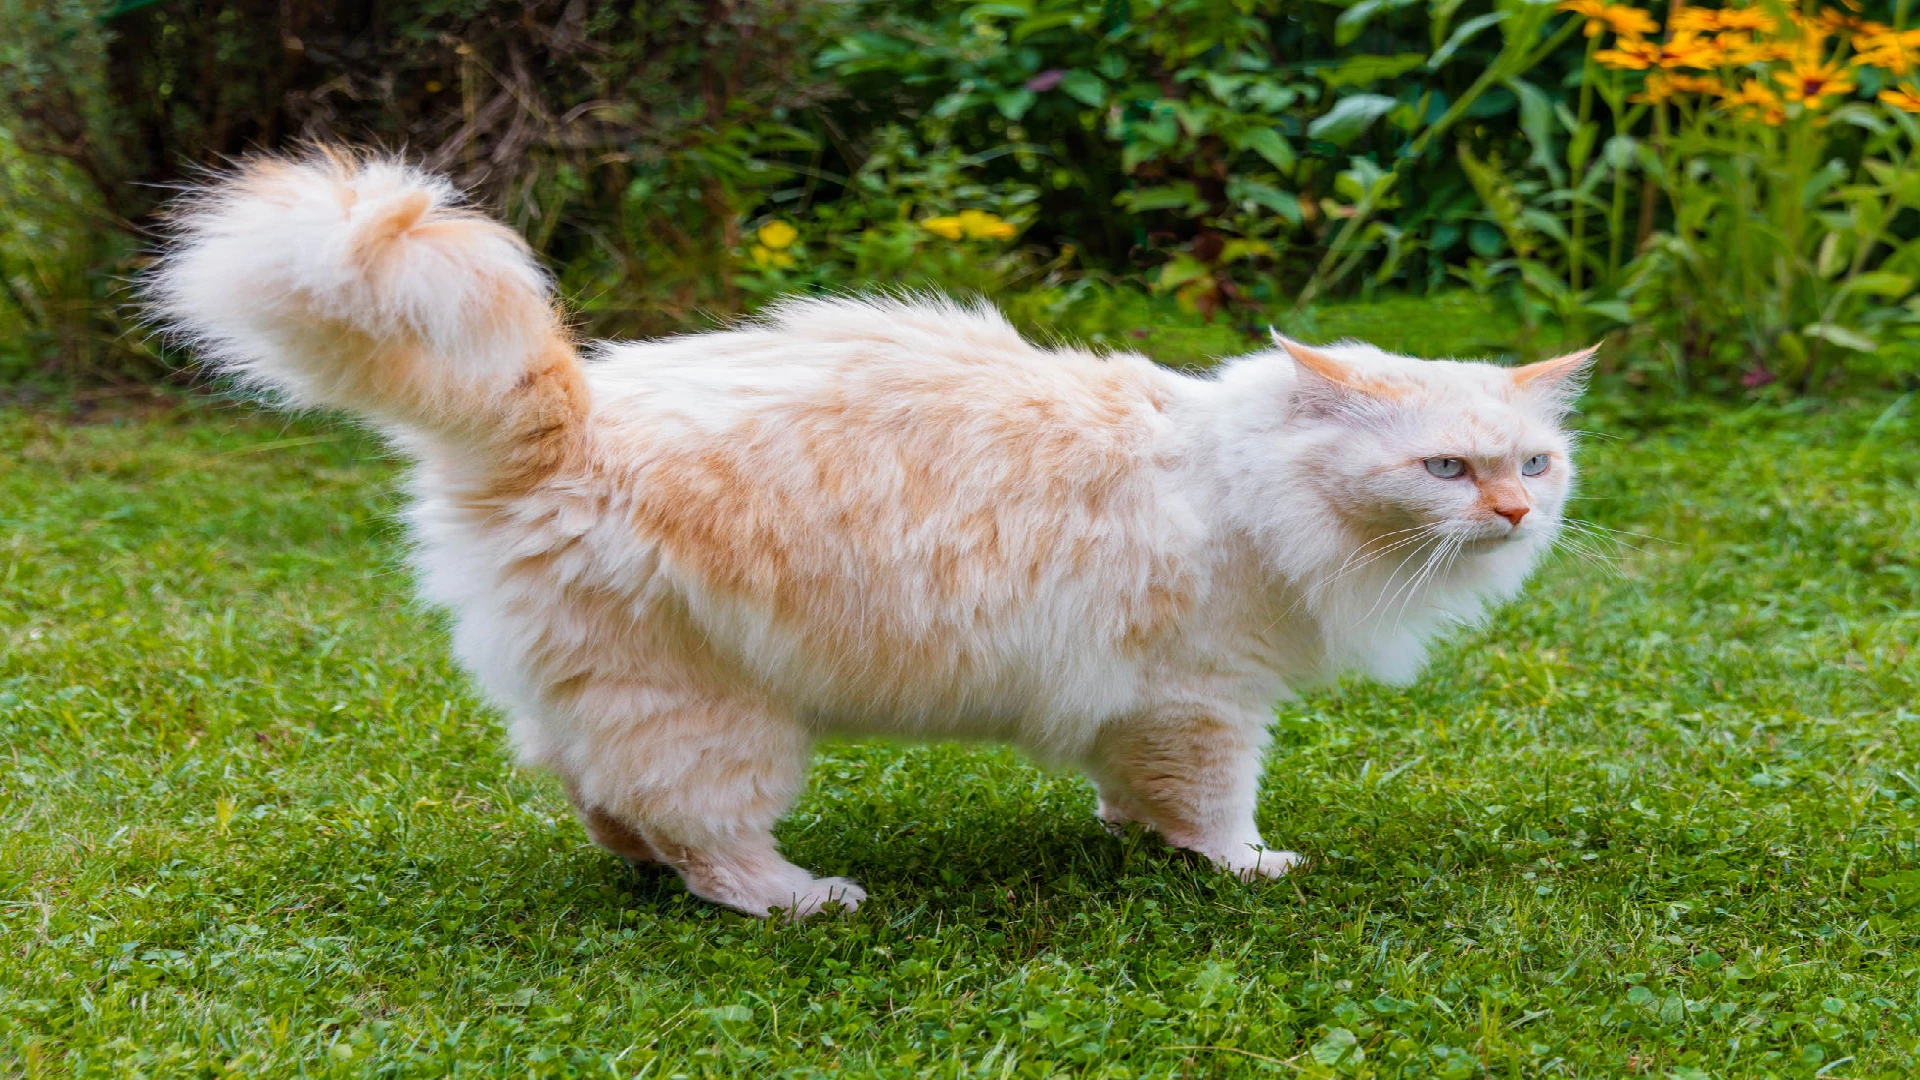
[149,155,1588,917]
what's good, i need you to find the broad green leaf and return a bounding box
[1010,10,1080,40]
[994,89,1037,121]
[1154,254,1211,291]
[1058,70,1106,106]
[1311,1028,1360,1066]
[1219,239,1274,263]
[1309,93,1398,144]
[1231,179,1305,225]
[1239,127,1295,171]
[1804,322,1878,352]
[1506,76,1563,184]
[1428,11,1506,70]
[1582,299,1633,323]
[1827,103,1889,134]
[1335,0,1387,46]
[1317,53,1426,90]
[1335,156,1397,206]
[1119,182,1203,213]
[1839,270,1916,299]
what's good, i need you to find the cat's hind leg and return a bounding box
[561,684,865,918]
[1083,764,1146,835]
[1089,709,1302,880]
[562,777,663,866]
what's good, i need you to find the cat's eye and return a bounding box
[1521,454,1551,477]
[1424,457,1466,479]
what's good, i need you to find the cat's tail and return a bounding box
[149,150,586,462]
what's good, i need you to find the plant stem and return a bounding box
[1570,33,1599,294]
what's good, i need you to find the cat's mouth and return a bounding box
[1459,531,1520,551]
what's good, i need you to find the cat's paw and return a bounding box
[1095,795,1143,835]
[771,876,867,920]
[1208,844,1304,882]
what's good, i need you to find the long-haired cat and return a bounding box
[150,152,1595,917]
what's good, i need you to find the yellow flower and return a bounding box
[1596,31,1721,70]
[1855,27,1920,51]
[1817,9,1883,36]
[1674,6,1778,34]
[755,220,798,250]
[1856,29,1920,74]
[924,210,1018,242]
[749,244,794,269]
[922,216,966,241]
[1775,60,1857,106]
[1879,85,1920,111]
[1632,72,1727,103]
[956,209,1018,241]
[1669,8,1722,33]
[1718,32,1797,65]
[1715,8,1779,33]
[1722,78,1787,124]
[1559,0,1658,39]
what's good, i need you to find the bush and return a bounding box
[5,0,1919,395]
[1,0,841,385]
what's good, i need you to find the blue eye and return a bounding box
[1522,454,1550,477]
[1425,457,1466,479]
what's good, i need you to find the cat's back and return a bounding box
[584,294,1174,432]
[569,295,1206,729]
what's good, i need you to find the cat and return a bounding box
[150,151,1596,918]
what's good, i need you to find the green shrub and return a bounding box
[6,0,1919,395]
[816,0,1583,314]
[0,0,843,383]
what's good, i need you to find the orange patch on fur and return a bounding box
[1511,345,1600,389]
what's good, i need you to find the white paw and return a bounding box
[1208,844,1304,881]
[1096,797,1142,835]
[773,876,867,919]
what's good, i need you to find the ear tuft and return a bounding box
[1511,344,1600,397]
[1273,335,1405,414]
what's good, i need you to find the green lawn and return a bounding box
[3,375,1918,1077]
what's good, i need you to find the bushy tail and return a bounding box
[150,150,586,457]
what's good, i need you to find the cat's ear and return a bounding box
[1272,333,1399,417]
[1510,344,1600,409]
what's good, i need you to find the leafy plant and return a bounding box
[818,0,1589,320]
[1471,0,1920,390]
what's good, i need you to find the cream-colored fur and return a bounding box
[150,152,1595,917]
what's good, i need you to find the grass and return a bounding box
[2,321,1918,1077]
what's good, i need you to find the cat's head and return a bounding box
[1269,334,1597,559]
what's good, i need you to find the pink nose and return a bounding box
[1495,506,1529,527]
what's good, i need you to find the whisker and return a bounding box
[1563,517,1678,547]
[1359,539,1443,627]
[1393,533,1463,632]
[1260,524,1445,634]
[1367,532,1457,635]
[1558,521,1659,559]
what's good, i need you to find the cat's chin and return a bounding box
[1459,533,1522,553]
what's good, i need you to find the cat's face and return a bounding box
[1276,337,1596,555]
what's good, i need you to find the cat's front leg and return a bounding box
[1089,709,1302,880]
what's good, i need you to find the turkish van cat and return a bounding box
[151,152,1596,917]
